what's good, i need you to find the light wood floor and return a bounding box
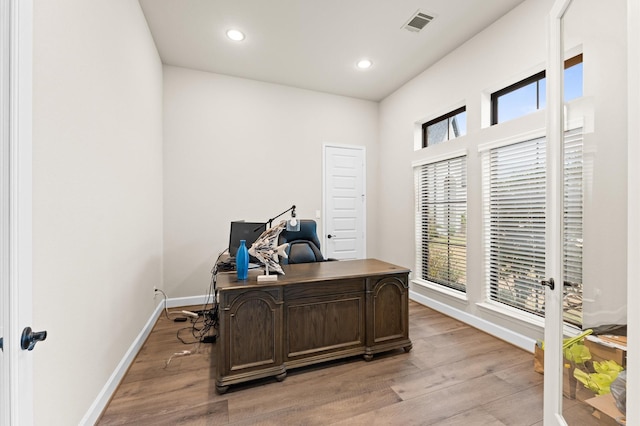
[98,301,602,425]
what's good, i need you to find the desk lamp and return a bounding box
[253,204,300,232]
[287,206,300,232]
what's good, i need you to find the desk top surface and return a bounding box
[216,258,410,290]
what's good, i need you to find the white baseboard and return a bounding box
[409,290,536,353]
[82,291,533,424]
[80,294,211,425]
[165,294,211,309]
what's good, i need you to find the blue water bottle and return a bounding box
[236,240,249,281]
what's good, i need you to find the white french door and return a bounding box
[1,1,10,419]
[323,144,366,260]
[1,0,34,424]
[628,3,640,425]
[544,1,572,424]
[544,0,569,424]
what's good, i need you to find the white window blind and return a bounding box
[416,155,467,292]
[483,129,583,323]
[484,137,547,314]
[562,128,584,325]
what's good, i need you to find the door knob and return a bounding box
[21,327,47,351]
[327,234,334,239]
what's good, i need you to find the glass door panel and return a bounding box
[546,0,628,424]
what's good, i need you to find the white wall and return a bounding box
[32,1,163,424]
[379,0,628,340]
[162,66,379,297]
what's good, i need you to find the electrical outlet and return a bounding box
[153,286,159,297]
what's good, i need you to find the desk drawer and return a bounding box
[284,278,364,299]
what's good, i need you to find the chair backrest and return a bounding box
[278,219,325,265]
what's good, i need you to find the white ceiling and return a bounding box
[138,0,525,102]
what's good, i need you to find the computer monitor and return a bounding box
[228,221,266,261]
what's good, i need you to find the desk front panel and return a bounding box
[285,280,366,363]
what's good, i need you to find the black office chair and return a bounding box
[278,219,326,265]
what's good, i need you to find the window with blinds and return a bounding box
[416,155,467,292]
[482,129,583,324]
[562,128,584,326]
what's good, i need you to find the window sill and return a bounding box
[476,301,583,336]
[476,301,544,329]
[411,279,468,303]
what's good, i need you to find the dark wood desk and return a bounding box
[215,259,412,393]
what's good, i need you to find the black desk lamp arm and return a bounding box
[253,205,296,231]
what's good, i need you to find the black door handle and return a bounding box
[21,327,47,351]
[541,278,555,290]
[0,337,3,352]
[327,234,334,239]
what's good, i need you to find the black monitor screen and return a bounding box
[228,221,266,260]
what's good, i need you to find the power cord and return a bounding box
[164,350,192,369]
[161,249,227,367]
[175,248,226,345]
[155,288,190,321]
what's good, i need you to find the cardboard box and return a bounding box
[567,362,598,402]
[584,337,626,367]
[585,393,626,425]
[533,345,594,400]
[534,345,544,373]
[563,362,577,400]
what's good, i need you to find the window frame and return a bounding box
[490,71,545,125]
[482,135,547,317]
[415,153,468,293]
[490,54,583,125]
[421,106,466,148]
[480,127,584,325]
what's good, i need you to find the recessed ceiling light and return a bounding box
[356,59,373,70]
[226,29,245,41]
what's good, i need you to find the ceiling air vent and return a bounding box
[403,10,435,32]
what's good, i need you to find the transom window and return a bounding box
[422,107,467,148]
[491,54,583,125]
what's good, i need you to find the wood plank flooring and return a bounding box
[98,301,603,425]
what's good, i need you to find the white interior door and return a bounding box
[1,1,34,424]
[323,144,366,260]
[1,1,10,419]
[628,2,640,424]
[544,1,571,424]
